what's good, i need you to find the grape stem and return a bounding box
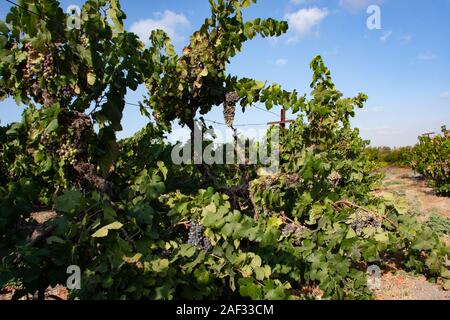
[175,220,190,229]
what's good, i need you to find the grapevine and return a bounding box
[410,127,450,195]
[0,0,449,301]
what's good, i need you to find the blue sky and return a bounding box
[1,0,449,146]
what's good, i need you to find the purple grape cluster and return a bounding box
[43,55,54,78]
[203,237,212,251]
[60,86,74,99]
[351,211,381,236]
[281,222,308,246]
[188,221,212,251]
[282,223,297,236]
[23,45,38,80]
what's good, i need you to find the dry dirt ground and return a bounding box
[375,167,450,219]
[374,167,450,300]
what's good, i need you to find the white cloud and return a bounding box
[380,30,392,42]
[440,91,450,98]
[275,58,288,66]
[284,7,328,42]
[400,34,412,44]
[339,0,372,11]
[418,52,437,60]
[130,10,190,45]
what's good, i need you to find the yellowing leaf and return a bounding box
[199,67,208,77]
[92,221,123,238]
[193,80,202,89]
[91,227,108,238]
[346,227,357,239]
[443,279,450,291]
[267,216,282,229]
[106,221,124,230]
[123,253,142,264]
[87,72,96,86]
[203,202,217,214]
[374,231,389,243]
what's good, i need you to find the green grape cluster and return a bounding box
[57,142,78,165]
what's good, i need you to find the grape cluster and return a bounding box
[188,221,212,251]
[327,170,342,188]
[22,43,59,106]
[284,173,300,188]
[223,104,236,127]
[60,86,74,99]
[23,44,42,80]
[350,210,381,236]
[81,35,90,47]
[42,91,56,107]
[282,223,297,236]
[57,142,79,165]
[225,91,240,105]
[281,223,307,246]
[43,55,55,79]
[223,91,240,127]
[40,132,50,145]
[203,237,212,252]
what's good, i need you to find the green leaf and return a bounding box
[54,190,83,214]
[157,161,168,180]
[242,0,251,8]
[46,236,65,244]
[346,227,357,239]
[239,278,261,299]
[254,266,265,281]
[109,0,125,33]
[179,244,197,258]
[374,231,389,243]
[45,119,58,134]
[0,20,9,34]
[251,255,262,268]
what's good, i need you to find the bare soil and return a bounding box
[375,167,450,219]
[375,167,450,300]
[376,271,450,300]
